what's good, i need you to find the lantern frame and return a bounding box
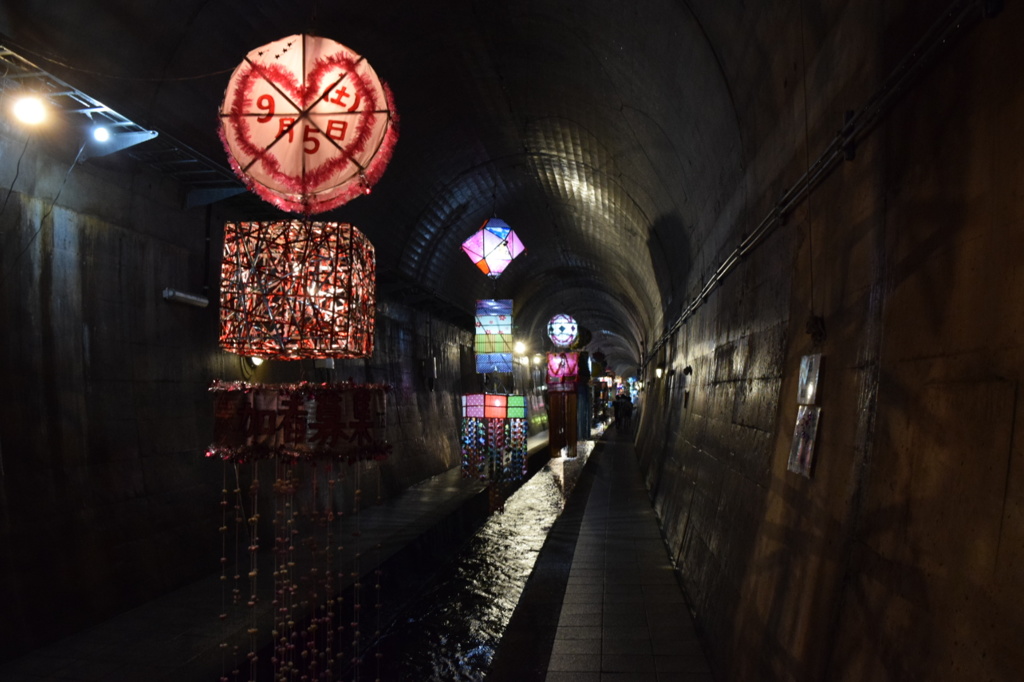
[219,34,399,214]
[475,299,514,373]
[461,218,526,278]
[460,393,529,482]
[219,220,376,359]
[547,313,578,347]
[547,352,580,392]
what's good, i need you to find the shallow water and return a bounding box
[372,441,595,681]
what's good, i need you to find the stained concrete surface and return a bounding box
[492,428,715,681]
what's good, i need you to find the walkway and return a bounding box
[490,428,716,681]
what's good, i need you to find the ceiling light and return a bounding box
[92,126,110,142]
[12,95,46,125]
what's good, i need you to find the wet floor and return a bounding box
[371,442,595,681]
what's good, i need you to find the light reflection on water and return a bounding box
[375,440,595,681]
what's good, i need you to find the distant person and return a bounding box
[614,393,630,430]
[614,393,632,430]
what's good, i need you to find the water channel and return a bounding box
[369,440,594,681]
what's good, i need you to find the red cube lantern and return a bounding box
[219,220,375,359]
[483,394,507,419]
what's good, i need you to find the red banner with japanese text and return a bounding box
[208,381,390,463]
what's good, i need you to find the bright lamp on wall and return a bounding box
[3,47,159,155]
[12,95,46,124]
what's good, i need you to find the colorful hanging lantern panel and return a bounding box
[461,218,526,278]
[219,34,399,214]
[547,352,580,392]
[208,380,390,463]
[219,220,375,360]
[475,299,514,373]
[460,393,528,482]
[547,314,578,347]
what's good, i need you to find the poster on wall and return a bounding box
[787,405,821,477]
[797,353,822,405]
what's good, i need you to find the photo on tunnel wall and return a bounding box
[787,405,820,477]
[797,353,822,405]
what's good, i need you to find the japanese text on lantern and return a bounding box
[208,382,390,463]
[219,34,399,214]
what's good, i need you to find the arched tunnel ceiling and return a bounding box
[0,0,746,376]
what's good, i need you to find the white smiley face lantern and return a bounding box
[547,314,578,348]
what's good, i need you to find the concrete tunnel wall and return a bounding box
[634,3,1024,681]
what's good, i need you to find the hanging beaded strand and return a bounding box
[350,461,363,674]
[231,465,246,680]
[337,464,354,671]
[323,466,339,678]
[271,460,298,679]
[510,418,528,480]
[245,462,261,681]
[219,464,231,682]
[374,459,384,682]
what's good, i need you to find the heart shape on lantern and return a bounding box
[220,35,399,214]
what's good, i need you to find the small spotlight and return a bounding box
[12,96,46,125]
[92,126,110,142]
[248,357,264,367]
[514,341,526,355]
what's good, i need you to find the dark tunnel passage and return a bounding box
[1,1,1024,680]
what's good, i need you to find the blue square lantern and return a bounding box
[475,299,514,373]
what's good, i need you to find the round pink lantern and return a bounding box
[219,34,399,214]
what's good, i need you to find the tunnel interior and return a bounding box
[1,1,1024,680]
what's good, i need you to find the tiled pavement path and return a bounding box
[490,429,716,681]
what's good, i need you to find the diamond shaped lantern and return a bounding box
[461,218,525,278]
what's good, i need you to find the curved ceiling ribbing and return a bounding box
[0,0,745,376]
